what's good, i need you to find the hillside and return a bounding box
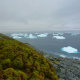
[0,33,59,80]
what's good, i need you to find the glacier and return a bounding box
[61,46,79,53]
[52,36,65,39]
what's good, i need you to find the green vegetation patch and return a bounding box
[0,33,59,80]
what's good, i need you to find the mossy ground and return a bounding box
[0,33,59,80]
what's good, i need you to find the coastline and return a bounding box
[25,43,80,80]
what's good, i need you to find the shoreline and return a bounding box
[25,43,80,60]
[25,43,80,80]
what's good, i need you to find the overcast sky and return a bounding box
[0,0,80,32]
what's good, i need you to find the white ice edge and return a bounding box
[52,36,65,39]
[61,46,79,53]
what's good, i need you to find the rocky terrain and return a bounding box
[26,43,80,80]
[0,33,59,80]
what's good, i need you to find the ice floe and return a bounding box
[34,33,39,34]
[60,54,67,58]
[53,33,64,35]
[61,46,79,53]
[27,34,37,39]
[37,33,48,37]
[13,36,22,39]
[71,32,80,36]
[58,33,64,35]
[52,36,65,39]
[24,33,29,37]
[11,33,24,39]
[53,33,59,35]
[72,57,80,60]
[11,33,23,36]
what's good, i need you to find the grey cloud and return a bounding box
[0,0,80,32]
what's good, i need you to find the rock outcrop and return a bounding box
[26,43,80,80]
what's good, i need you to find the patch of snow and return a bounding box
[61,46,79,53]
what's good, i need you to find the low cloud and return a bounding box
[0,0,80,32]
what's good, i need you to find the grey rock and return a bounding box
[26,43,80,80]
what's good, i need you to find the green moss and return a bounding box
[3,68,28,80]
[12,57,23,69]
[52,61,59,63]
[0,33,59,80]
[17,70,29,79]
[1,59,11,69]
[0,65,3,70]
[6,77,13,80]
[30,71,44,80]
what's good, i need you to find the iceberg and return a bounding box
[37,33,48,37]
[11,33,19,36]
[61,46,79,53]
[27,34,37,39]
[71,33,77,36]
[11,33,23,36]
[13,36,22,39]
[60,54,67,58]
[24,33,29,37]
[11,33,23,39]
[58,33,64,35]
[34,33,39,34]
[52,36,65,39]
[53,33,59,35]
[53,33,64,35]
[72,57,80,60]
[71,32,80,36]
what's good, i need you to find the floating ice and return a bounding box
[11,33,19,36]
[13,36,22,39]
[71,32,80,36]
[34,33,39,34]
[72,57,80,60]
[27,34,37,39]
[61,46,79,53]
[58,33,64,35]
[52,36,65,39]
[53,33,59,36]
[24,33,29,37]
[11,33,23,36]
[60,54,67,58]
[53,33,64,36]
[37,33,48,37]
[71,33,77,36]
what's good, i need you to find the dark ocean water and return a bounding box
[4,32,80,59]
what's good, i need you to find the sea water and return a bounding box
[4,32,80,60]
